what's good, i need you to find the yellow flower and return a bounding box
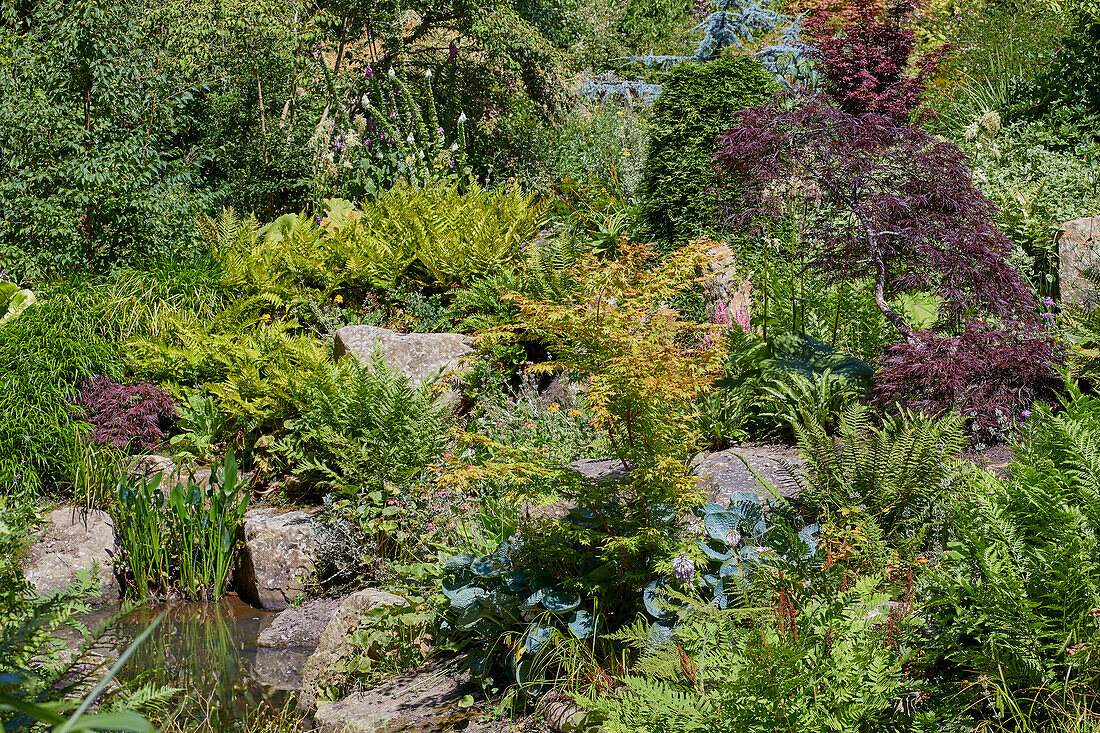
[547,403,559,412]
[334,294,343,304]
[621,149,630,157]
[568,409,581,417]
[262,313,271,321]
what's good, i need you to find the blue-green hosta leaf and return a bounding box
[720,559,752,590]
[442,575,473,601]
[568,609,596,639]
[525,624,557,656]
[467,648,492,680]
[541,590,581,612]
[704,511,741,545]
[726,491,761,509]
[643,580,676,620]
[505,570,531,593]
[470,544,512,577]
[711,578,729,610]
[749,517,771,540]
[699,540,735,562]
[798,524,821,557]
[523,588,547,609]
[700,502,726,515]
[448,586,488,612]
[648,620,675,648]
[442,553,478,571]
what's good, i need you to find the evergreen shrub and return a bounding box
[638,54,775,244]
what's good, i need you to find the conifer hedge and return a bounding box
[639,54,776,245]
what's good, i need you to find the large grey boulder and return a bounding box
[692,445,806,504]
[236,509,317,611]
[258,597,343,649]
[311,656,486,733]
[299,589,408,712]
[22,507,120,602]
[333,325,474,386]
[1057,217,1100,306]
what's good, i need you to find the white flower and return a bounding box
[424,69,432,78]
[376,152,383,159]
[388,68,396,79]
[418,150,424,159]
[457,112,467,124]
[406,133,415,145]
[361,94,370,107]
[449,142,459,152]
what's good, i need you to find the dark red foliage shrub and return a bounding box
[802,0,946,121]
[716,98,1036,332]
[715,98,1063,442]
[875,324,1063,444]
[74,376,177,451]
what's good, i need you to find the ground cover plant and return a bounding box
[6,0,1100,730]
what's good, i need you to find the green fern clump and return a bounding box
[589,575,918,733]
[796,404,966,568]
[209,181,548,306]
[922,380,1100,710]
[1064,269,1100,384]
[275,352,451,499]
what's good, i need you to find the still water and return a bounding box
[83,596,308,731]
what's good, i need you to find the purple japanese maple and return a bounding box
[74,376,177,452]
[802,0,946,121]
[716,98,1037,334]
[714,98,1061,439]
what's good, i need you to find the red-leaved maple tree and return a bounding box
[714,97,1061,440]
[802,0,945,121]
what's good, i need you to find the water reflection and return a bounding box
[90,597,305,732]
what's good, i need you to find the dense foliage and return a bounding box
[638,54,775,244]
[4,0,1100,730]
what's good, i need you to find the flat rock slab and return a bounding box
[258,597,344,649]
[22,507,119,602]
[312,656,516,733]
[236,509,317,611]
[692,445,806,505]
[333,326,474,385]
[299,589,409,712]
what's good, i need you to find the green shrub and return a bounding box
[638,54,776,244]
[0,285,123,494]
[698,330,872,444]
[962,120,1100,294]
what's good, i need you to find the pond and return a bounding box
[81,596,307,732]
